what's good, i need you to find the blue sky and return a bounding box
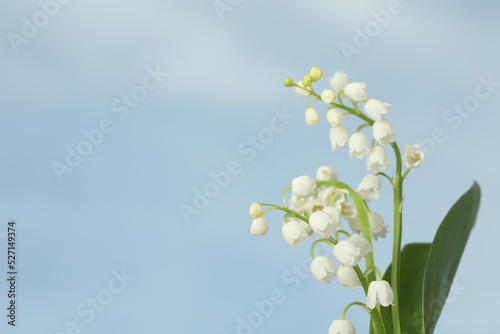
[1,0,499,333]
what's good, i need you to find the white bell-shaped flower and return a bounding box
[249,202,263,219]
[326,108,345,127]
[328,319,356,334]
[373,119,397,146]
[339,200,357,219]
[288,194,313,215]
[328,70,350,94]
[337,265,361,290]
[309,210,338,237]
[357,174,381,202]
[321,89,336,104]
[344,82,368,102]
[322,206,342,232]
[329,126,349,151]
[366,146,390,173]
[347,216,362,235]
[250,217,268,235]
[349,132,369,159]
[316,166,338,181]
[403,144,425,168]
[348,234,372,258]
[300,219,314,236]
[319,186,344,208]
[294,80,311,97]
[332,240,362,267]
[369,212,389,241]
[305,108,320,125]
[281,219,309,247]
[364,98,392,121]
[366,280,394,309]
[291,175,316,197]
[310,256,338,283]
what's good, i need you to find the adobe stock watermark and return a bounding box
[51,64,169,182]
[339,0,405,64]
[213,0,243,21]
[414,74,499,158]
[7,0,74,54]
[47,268,135,334]
[178,107,296,225]
[223,242,332,334]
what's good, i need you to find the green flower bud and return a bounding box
[302,75,313,87]
[283,77,294,87]
[310,67,323,82]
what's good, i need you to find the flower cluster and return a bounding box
[250,68,425,333]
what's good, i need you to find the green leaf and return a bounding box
[423,182,481,334]
[381,243,431,334]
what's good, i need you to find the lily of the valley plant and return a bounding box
[248,68,481,334]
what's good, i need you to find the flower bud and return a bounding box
[305,108,320,125]
[281,219,309,247]
[364,98,391,121]
[310,256,337,283]
[329,126,349,151]
[250,217,269,235]
[369,212,389,241]
[344,82,368,102]
[291,175,316,197]
[328,70,350,93]
[349,132,369,159]
[294,80,311,97]
[373,119,397,146]
[283,77,294,87]
[309,67,323,82]
[366,146,390,173]
[337,265,361,290]
[366,280,394,309]
[326,108,344,127]
[328,319,356,334]
[316,166,338,181]
[403,144,425,168]
[320,89,335,104]
[249,202,263,218]
[302,74,313,87]
[357,174,381,202]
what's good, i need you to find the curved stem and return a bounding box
[335,229,351,241]
[341,301,368,319]
[310,238,330,259]
[259,202,308,223]
[308,96,321,108]
[282,185,292,207]
[376,172,395,189]
[316,180,376,284]
[390,142,403,334]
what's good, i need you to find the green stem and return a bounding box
[390,142,403,334]
[316,180,376,284]
[310,238,330,259]
[308,97,321,108]
[376,172,395,189]
[402,167,412,180]
[259,202,308,223]
[341,301,368,319]
[282,185,292,207]
[370,309,388,334]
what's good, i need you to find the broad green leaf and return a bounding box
[423,182,481,334]
[381,243,431,334]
